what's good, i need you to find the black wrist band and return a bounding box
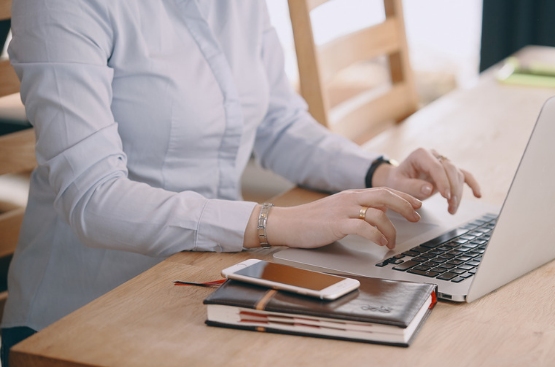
[365,156,393,188]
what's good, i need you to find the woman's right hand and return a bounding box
[244,188,422,250]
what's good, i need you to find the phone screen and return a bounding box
[234,261,344,291]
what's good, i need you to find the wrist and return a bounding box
[257,203,273,248]
[372,162,395,187]
[365,156,397,188]
[243,204,261,248]
[244,203,281,249]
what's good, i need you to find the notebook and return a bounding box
[274,96,555,303]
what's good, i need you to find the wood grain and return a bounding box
[10,46,555,367]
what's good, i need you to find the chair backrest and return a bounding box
[0,0,35,319]
[288,0,419,144]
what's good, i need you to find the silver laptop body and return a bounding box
[274,96,555,303]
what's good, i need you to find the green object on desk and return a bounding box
[497,57,555,88]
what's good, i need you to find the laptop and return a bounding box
[274,96,555,303]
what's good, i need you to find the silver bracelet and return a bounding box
[257,203,274,248]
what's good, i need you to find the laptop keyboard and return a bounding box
[375,213,498,283]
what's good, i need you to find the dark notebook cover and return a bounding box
[203,276,437,346]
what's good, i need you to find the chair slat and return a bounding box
[307,0,328,11]
[329,83,413,142]
[288,0,329,126]
[319,19,400,85]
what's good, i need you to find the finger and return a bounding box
[360,187,423,210]
[427,149,452,200]
[357,188,421,223]
[364,207,397,248]
[441,160,465,214]
[388,188,424,210]
[342,218,390,248]
[462,169,482,198]
[390,177,436,200]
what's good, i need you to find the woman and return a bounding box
[1,1,480,364]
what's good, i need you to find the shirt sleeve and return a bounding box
[253,5,380,193]
[9,0,256,257]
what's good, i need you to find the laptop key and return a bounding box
[438,254,456,260]
[462,243,478,249]
[460,224,477,230]
[457,264,475,271]
[429,258,444,264]
[437,272,458,280]
[412,246,429,254]
[407,269,441,277]
[455,247,471,253]
[392,260,419,271]
[437,263,456,270]
[460,235,476,241]
[450,268,466,274]
[427,249,444,256]
[451,276,466,283]
[413,265,432,271]
[402,250,420,257]
[411,256,428,263]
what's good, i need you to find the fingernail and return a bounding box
[413,211,421,221]
[450,196,458,214]
[444,190,451,200]
[380,237,388,247]
[421,185,432,196]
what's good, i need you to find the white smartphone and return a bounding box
[221,259,360,300]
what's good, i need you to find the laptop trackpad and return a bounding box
[334,212,439,261]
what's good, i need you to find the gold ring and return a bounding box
[435,154,448,162]
[359,206,369,220]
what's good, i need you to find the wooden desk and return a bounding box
[11,47,555,367]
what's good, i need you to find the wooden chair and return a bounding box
[288,0,419,144]
[0,0,35,320]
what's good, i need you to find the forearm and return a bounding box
[243,189,422,250]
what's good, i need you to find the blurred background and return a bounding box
[242,0,555,202]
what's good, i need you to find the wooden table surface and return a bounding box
[11,46,555,367]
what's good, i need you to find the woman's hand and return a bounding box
[372,148,481,214]
[244,188,422,250]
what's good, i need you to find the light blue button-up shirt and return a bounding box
[3,0,378,330]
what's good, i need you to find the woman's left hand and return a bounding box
[371,148,482,214]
